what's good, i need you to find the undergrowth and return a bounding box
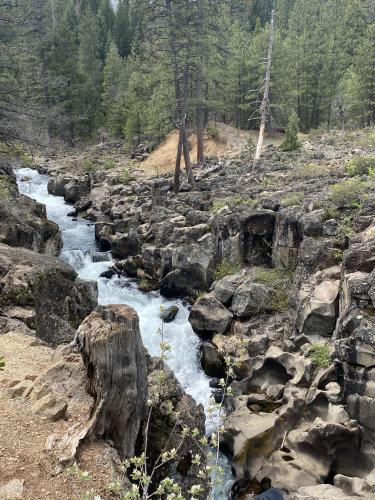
[309,343,331,368]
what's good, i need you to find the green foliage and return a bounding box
[282,192,304,207]
[253,267,292,312]
[330,178,366,207]
[336,216,355,244]
[309,343,331,368]
[332,249,343,263]
[295,162,328,179]
[122,169,135,185]
[346,156,375,176]
[212,195,257,211]
[206,122,220,140]
[0,174,12,200]
[213,260,241,281]
[280,113,300,152]
[102,158,116,170]
[0,357,5,371]
[82,159,97,172]
[66,464,91,481]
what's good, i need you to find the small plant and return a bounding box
[282,192,304,207]
[206,122,220,140]
[122,169,135,185]
[309,343,331,368]
[66,464,91,481]
[82,159,97,173]
[346,156,375,177]
[103,158,116,170]
[336,216,355,244]
[323,207,340,221]
[0,175,12,200]
[330,178,366,208]
[211,199,227,211]
[213,259,241,281]
[0,357,5,371]
[280,112,301,152]
[332,249,343,262]
[253,267,292,312]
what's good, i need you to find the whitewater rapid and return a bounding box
[16,167,232,498]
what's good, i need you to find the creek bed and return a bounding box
[16,167,233,499]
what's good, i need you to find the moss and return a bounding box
[0,174,12,199]
[309,343,331,368]
[282,192,304,207]
[213,259,241,281]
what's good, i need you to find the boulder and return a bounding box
[0,164,62,255]
[231,281,275,318]
[212,270,248,305]
[288,484,357,499]
[297,270,340,336]
[63,177,90,203]
[0,244,97,345]
[199,342,225,378]
[160,305,179,323]
[188,295,233,337]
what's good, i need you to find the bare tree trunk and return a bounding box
[195,0,204,166]
[182,126,194,183]
[254,9,275,163]
[174,127,183,192]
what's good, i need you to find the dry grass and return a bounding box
[140,123,284,176]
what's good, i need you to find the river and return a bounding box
[16,167,233,499]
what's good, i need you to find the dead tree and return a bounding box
[254,9,275,163]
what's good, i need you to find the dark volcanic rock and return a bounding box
[0,164,62,255]
[0,244,97,345]
[189,295,233,336]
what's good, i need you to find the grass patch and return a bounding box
[330,178,366,208]
[357,128,375,149]
[213,259,241,281]
[309,343,331,368]
[346,156,375,177]
[211,196,257,212]
[282,192,304,207]
[253,266,292,312]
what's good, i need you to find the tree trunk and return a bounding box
[59,305,147,464]
[255,9,275,163]
[195,0,204,166]
[174,127,183,192]
[182,126,194,184]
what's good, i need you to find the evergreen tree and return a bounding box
[280,112,300,151]
[102,42,126,135]
[114,0,133,58]
[97,0,115,60]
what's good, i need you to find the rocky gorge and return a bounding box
[1,128,375,499]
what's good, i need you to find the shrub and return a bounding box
[330,178,366,207]
[296,162,328,179]
[122,169,135,185]
[206,122,220,140]
[336,216,355,244]
[82,159,97,172]
[0,356,4,371]
[103,158,116,170]
[357,128,375,148]
[282,192,304,207]
[213,259,241,280]
[0,174,12,200]
[212,199,227,211]
[280,113,301,152]
[332,249,343,262]
[253,267,292,312]
[309,343,331,368]
[346,156,375,177]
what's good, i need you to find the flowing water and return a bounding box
[16,167,233,498]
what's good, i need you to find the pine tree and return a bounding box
[280,112,300,151]
[97,0,115,61]
[114,0,133,58]
[102,42,126,136]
